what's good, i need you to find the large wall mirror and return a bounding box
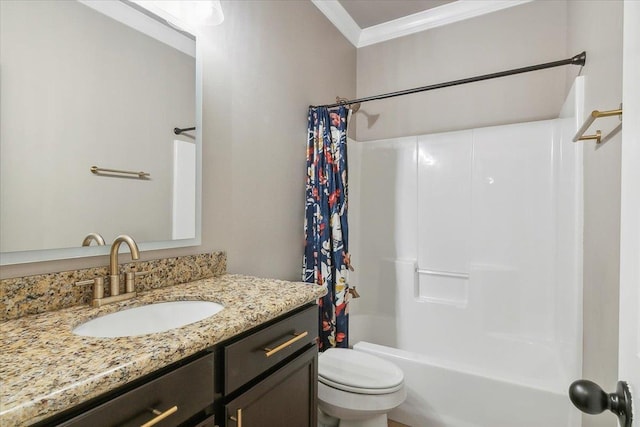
[0,0,202,265]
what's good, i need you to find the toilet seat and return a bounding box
[318,348,404,395]
[319,375,404,394]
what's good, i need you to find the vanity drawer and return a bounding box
[225,304,317,394]
[60,353,214,427]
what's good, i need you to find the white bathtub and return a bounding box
[354,341,580,427]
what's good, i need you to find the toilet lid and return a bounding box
[318,348,404,394]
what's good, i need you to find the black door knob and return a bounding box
[568,380,632,427]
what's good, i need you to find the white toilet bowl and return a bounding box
[317,348,406,427]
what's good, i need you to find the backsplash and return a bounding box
[0,252,226,321]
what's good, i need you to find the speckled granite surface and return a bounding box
[0,274,325,426]
[0,252,227,321]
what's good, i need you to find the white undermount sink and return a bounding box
[72,301,224,338]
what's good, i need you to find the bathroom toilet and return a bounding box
[317,348,407,427]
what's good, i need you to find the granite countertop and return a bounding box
[0,274,326,426]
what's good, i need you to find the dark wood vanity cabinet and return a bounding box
[220,304,318,427]
[36,304,318,427]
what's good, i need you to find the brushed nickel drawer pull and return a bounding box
[263,331,308,357]
[229,408,242,427]
[140,405,178,427]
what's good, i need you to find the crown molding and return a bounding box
[313,0,534,48]
[310,0,361,47]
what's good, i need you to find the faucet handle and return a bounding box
[75,278,98,286]
[75,277,106,300]
[134,269,154,278]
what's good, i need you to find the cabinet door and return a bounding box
[225,345,317,427]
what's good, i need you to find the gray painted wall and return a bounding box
[199,0,356,280]
[567,2,623,427]
[354,1,569,141]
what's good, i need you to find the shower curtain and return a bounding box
[303,105,351,351]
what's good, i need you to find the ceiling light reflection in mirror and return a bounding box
[134,0,224,30]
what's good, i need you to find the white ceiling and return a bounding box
[337,0,455,28]
[312,0,533,48]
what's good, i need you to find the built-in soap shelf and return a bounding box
[415,266,470,308]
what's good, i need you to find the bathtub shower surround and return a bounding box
[348,80,584,427]
[0,252,226,321]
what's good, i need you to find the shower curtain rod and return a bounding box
[311,51,586,109]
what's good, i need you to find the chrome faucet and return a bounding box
[91,235,140,307]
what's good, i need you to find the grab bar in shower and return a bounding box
[416,268,469,279]
[573,106,622,144]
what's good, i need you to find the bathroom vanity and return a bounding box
[38,304,317,427]
[0,275,325,426]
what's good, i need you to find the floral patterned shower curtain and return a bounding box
[303,105,351,351]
